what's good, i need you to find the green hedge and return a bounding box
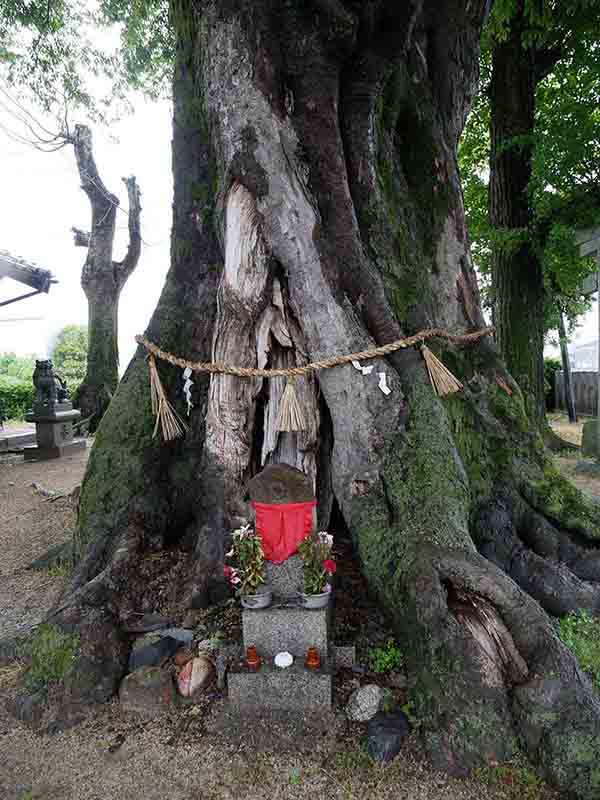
[0,376,35,421]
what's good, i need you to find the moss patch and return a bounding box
[524,458,600,540]
[23,624,79,699]
[559,611,600,690]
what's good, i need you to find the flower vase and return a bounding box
[301,591,330,609]
[240,588,272,609]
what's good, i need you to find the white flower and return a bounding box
[233,523,253,539]
[225,547,234,557]
[318,531,333,546]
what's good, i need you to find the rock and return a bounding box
[128,636,179,672]
[122,614,175,634]
[159,627,194,643]
[346,684,385,722]
[197,638,217,654]
[7,692,44,726]
[119,667,175,717]
[131,632,161,651]
[248,462,313,503]
[366,710,410,763]
[177,655,214,698]
[174,648,194,667]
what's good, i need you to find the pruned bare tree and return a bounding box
[68,124,141,427]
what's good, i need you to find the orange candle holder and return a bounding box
[246,645,261,670]
[304,646,320,670]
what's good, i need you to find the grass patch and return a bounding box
[474,761,544,800]
[331,743,374,774]
[23,624,79,698]
[559,611,600,690]
[368,639,402,674]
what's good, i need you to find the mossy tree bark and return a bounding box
[70,124,142,430]
[51,2,600,796]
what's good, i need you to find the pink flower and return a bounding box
[323,558,336,575]
[223,565,233,579]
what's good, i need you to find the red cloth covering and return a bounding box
[251,499,316,563]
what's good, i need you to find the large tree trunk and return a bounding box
[48,2,600,797]
[70,125,142,429]
[489,1,546,427]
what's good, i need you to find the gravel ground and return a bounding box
[0,445,563,800]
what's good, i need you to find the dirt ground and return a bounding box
[0,447,86,641]
[547,414,600,500]
[0,442,569,800]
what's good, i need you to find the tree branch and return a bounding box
[113,175,142,287]
[72,227,90,248]
[70,124,119,215]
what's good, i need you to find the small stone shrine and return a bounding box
[24,360,85,460]
[228,463,334,714]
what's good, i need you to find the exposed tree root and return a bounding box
[403,547,600,795]
[473,493,600,615]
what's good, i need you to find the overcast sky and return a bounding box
[0,93,597,369]
[0,96,172,371]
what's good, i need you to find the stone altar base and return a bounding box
[24,403,85,461]
[242,604,329,658]
[228,656,333,714]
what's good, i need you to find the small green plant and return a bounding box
[368,638,402,673]
[475,762,543,800]
[24,624,79,698]
[559,610,600,690]
[400,700,417,724]
[380,687,395,712]
[288,767,301,785]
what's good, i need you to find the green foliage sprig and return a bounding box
[225,524,265,596]
[298,531,335,595]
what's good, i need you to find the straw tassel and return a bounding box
[421,345,463,396]
[147,354,189,441]
[276,377,306,432]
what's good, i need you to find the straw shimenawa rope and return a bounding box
[136,326,494,441]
